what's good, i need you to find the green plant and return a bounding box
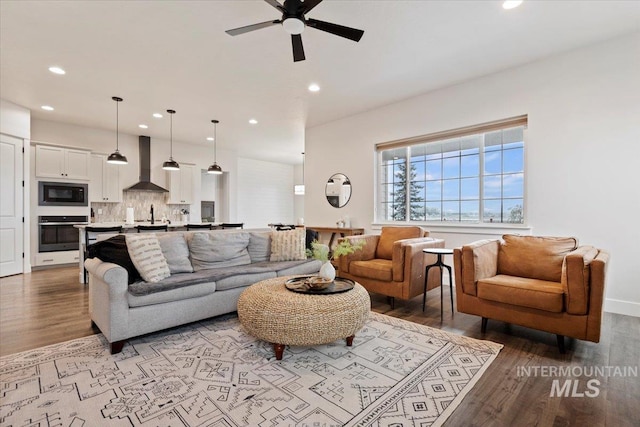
[307,239,365,263]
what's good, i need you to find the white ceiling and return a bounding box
[2,1,639,164]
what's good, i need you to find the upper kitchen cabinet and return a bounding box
[167,163,194,204]
[35,145,90,180]
[89,154,122,203]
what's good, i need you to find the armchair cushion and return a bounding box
[477,275,564,313]
[350,259,393,282]
[498,235,577,282]
[376,226,424,260]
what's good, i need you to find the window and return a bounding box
[376,116,526,224]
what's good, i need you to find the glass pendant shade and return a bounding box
[162,109,179,171]
[107,96,128,165]
[207,119,223,174]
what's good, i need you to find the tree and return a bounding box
[507,204,524,223]
[391,162,425,221]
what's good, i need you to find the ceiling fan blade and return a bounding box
[291,34,306,62]
[306,18,364,42]
[226,20,281,36]
[263,0,285,13]
[301,0,323,14]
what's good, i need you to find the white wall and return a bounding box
[237,158,294,228]
[293,163,304,223]
[305,34,640,316]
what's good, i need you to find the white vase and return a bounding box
[319,261,336,281]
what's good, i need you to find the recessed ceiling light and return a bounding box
[206,137,214,141]
[503,0,523,10]
[48,66,66,75]
[153,113,163,118]
[249,119,258,125]
[41,105,54,111]
[308,83,320,92]
[139,124,148,129]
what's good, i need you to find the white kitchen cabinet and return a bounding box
[167,163,194,204]
[36,145,90,180]
[89,154,122,203]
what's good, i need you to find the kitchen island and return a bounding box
[74,222,218,284]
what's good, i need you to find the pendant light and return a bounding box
[162,109,180,170]
[107,96,128,164]
[207,119,223,174]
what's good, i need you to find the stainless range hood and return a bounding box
[124,136,169,192]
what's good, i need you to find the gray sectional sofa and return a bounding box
[85,229,322,353]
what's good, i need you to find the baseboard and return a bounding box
[604,298,640,317]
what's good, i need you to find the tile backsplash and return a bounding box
[91,192,189,223]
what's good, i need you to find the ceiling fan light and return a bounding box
[107,150,128,165]
[282,18,305,35]
[207,163,223,175]
[162,158,180,171]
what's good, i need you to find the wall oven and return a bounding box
[38,181,88,206]
[38,215,88,252]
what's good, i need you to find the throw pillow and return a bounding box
[248,232,271,263]
[87,234,141,284]
[188,231,252,271]
[157,233,193,274]
[125,234,171,283]
[270,228,306,261]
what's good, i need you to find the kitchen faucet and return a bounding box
[150,204,155,224]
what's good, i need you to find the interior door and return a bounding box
[0,134,24,277]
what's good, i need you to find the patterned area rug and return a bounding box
[1,312,501,426]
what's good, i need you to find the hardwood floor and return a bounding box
[1,266,638,426]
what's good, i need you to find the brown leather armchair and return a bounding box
[338,226,445,307]
[453,234,609,352]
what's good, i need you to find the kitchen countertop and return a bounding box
[74,222,218,229]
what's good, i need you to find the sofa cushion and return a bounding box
[477,274,564,313]
[125,234,171,283]
[157,233,193,274]
[248,232,271,263]
[350,259,393,282]
[215,272,277,291]
[127,260,320,297]
[87,234,141,284]
[275,258,323,277]
[270,228,306,261]
[498,235,577,282]
[189,232,251,271]
[128,281,216,308]
[376,226,423,260]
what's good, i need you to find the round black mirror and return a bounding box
[325,173,352,208]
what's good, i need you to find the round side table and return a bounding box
[422,248,454,320]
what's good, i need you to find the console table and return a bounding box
[307,226,365,249]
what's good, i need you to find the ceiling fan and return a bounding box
[225,0,364,62]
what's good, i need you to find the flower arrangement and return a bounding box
[307,238,365,263]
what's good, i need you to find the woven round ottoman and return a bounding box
[237,276,371,360]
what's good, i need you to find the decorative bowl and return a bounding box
[305,276,333,290]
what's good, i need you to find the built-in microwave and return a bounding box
[38,181,88,206]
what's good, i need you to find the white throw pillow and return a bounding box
[125,234,171,282]
[270,228,306,261]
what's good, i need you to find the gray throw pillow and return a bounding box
[188,231,251,271]
[248,232,271,263]
[157,233,193,274]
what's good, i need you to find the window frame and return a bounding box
[375,115,528,228]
